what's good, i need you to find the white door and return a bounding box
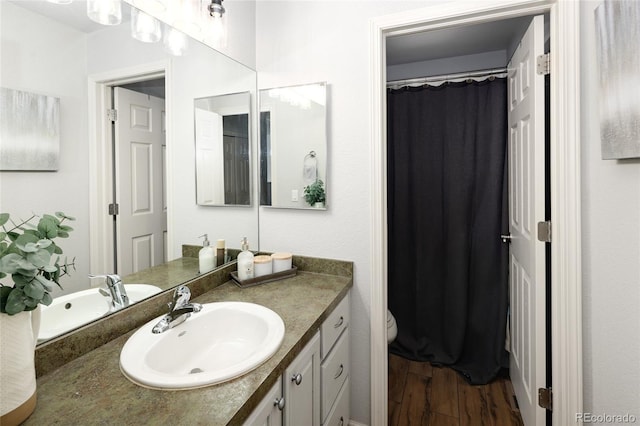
[114,87,167,276]
[507,15,546,426]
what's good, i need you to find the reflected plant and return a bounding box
[0,212,76,315]
[303,179,326,206]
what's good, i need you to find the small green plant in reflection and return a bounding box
[303,179,326,206]
[0,212,76,315]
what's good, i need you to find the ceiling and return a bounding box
[9,0,130,33]
[386,16,533,66]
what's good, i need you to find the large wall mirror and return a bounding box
[259,82,328,209]
[0,0,258,343]
[195,92,251,206]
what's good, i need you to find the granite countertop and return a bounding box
[26,271,352,425]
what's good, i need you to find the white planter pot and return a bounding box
[0,308,40,425]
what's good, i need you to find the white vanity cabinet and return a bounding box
[284,332,321,426]
[243,380,284,426]
[320,293,350,426]
[245,292,350,426]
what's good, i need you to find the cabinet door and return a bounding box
[244,380,284,426]
[284,332,321,426]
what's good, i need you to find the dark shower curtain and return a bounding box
[387,78,509,385]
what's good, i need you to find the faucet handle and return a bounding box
[89,274,121,288]
[170,285,191,310]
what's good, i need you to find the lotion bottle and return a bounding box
[198,234,215,274]
[237,237,255,281]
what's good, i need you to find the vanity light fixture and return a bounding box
[131,8,162,43]
[87,0,122,25]
[208,0,225,18]
[46,0,73,4]
[163,25,188,56]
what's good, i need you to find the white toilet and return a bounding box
[387,310,398,344]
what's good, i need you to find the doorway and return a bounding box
[369,1,583,425]
[112,81,167,276]
[385,14,546,426]
[88,62,171,279]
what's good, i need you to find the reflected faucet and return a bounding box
[152,286,202,334]
[89,274,129,310]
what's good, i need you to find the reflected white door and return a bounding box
[507,14,546,426]
[114,87,167,276]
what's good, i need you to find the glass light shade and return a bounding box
[87,0,122,25]
[163,26,188,56]
[131,8,161,43]
[131,0,167,14]
[167,0,202,35]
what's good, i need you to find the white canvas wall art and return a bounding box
[594,0,640,160]
[0,87,60,171]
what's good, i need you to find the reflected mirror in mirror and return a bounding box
[195,92,251,206]
[0,0,258,344]
[259,82,327,209]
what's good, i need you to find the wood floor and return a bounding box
[388,353,524,426]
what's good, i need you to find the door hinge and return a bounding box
[537,53,550,75]
[538,387,553,411]
[537,220,552,243]
[108,203,119,216]
[107,108,118,122]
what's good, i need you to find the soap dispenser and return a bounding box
[237,237,255,280]
[198,234,215,274]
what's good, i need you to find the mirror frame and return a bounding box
[194,91,253,207]
[259,82,328,210]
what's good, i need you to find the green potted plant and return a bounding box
[303,179,326,208]
[0,212,75,425]
[0,212,75,315]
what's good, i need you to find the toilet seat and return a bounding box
[387,309,397,344]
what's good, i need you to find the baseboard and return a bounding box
[349,420,368,426]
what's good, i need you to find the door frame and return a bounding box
[369,1,582,425]
[88,61,172,276]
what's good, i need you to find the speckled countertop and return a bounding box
[26,268,352,425]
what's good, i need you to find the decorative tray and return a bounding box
[230,266,298,288]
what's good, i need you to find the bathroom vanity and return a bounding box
[25,256,352,425]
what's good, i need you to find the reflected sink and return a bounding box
[119,301,285,389]
[38,284,162,342]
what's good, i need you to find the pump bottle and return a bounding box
[237,237,255,280]
[198,234,215,274]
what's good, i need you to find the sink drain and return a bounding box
[189,368,204,374]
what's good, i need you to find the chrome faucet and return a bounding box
[90,274,129,310]
[152,286,202,334]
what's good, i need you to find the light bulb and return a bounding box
[131,8,161,43]
[87,0,122,26]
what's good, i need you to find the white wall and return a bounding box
[0,2,90,296]
[255,1,443,423]
[580,0,640,419]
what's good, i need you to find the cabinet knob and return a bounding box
[334,316,344,328]
[339,416,344,426]
[291,373,303,385]
[274,397,285,411]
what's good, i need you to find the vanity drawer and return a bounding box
[321,329,349,422]
[321,293,349,358]
[323,377,350,426]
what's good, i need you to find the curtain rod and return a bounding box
[387,67,508,89]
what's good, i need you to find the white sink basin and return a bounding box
[38,284,162,342]
[119,301,285,389]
